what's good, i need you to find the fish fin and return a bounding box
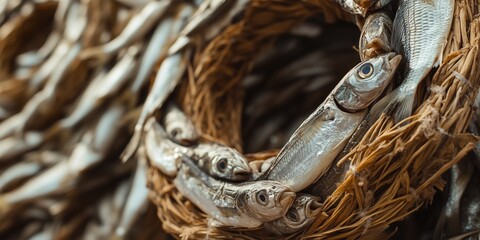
[392,91,415,122]
[434,42,446,67]
[368,88,401,122]
[369,88,414,123]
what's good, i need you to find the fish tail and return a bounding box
[121,130,141,163]
[369,88,415,123]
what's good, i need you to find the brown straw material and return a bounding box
[148,0,480,239]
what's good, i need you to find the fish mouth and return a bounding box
[278,191,296,208]
[233,166,251,178]
[386,53,402,69]
[305,200,323,218]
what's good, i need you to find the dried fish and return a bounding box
[174,155,295,228]
[169,0,248,54]
[434,160,473,239]
[261,53,401,192]
[264,194,323,235]
[161,102,198,146]
[371,0,455,121]
[0,151,65,191]
[0,131,44,162]
[80,1,171,59]
[113,150,149,239]
[359,11,392,61]
[144,118,250,181]
[59,46,139,130]
[122,3,194,161]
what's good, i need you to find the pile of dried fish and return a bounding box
[0,0,479,239]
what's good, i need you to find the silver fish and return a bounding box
[264,194,323,235]
[169,0,248,54]
[144,118,250,181]
[80,1,171,59]
[0,151,65,191]
[0,131,43,162]
[359,11,392,61]
[59,45,140,130]
[122,4,194,161]
[129,13,176,94]
[371,0,455,121]
[434,160,473,239]
[162,102,198,146]
[174,155,295,228]
[113,150,149,239]
[260,53,401,192]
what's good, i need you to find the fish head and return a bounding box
[360,12,392,60]
[166,121,198,146]
[339,0,368,16]
[242,181,295,221]
[208,145,251,181]
[294,194,323,221]
[334,52,402,112]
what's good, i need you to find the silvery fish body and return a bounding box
[264,194,323,235]
[144,118,251,181]
[261,53,401,192]
[359,11,392,61]
[174,155,295,228]
[371,0,455,121]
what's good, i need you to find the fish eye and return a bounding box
[216,158,228,172]
[357,63,374,79]
[171,128,182,137]
[286,210,300,222]
[256,190,269,206]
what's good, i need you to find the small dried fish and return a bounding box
[161,102,198,146]
[68,98,128,173]
[113,150,149,239]
[144,118,250,181]
[434,160,473,239]
[371,0,455,121]
[80,1,171,59]
[0,131,44,162]
[0,151,65,191]
[0,42,82,139]
[264,194,323,235]
[169,0,248,54]
[174,155,295,228]
[261,53,401,192]
[122,3,194,161]
[0,161,74,213]
[359,11,392,61]
[59,46,139,130]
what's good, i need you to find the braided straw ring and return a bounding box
[147,0,480,239]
